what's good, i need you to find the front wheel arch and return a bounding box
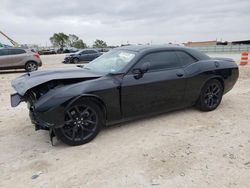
[54,98,103,146]
[64,95,107,124]
[72,57,79,63]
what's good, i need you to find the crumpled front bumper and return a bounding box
[10,93,23,107]
[62,57,73,64]
[29,107,51,130]
[11,92,66,130]
[28,102,65,130]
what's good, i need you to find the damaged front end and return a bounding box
[10,93,23,107]
[11,68,103,132]
[12,80,73,131]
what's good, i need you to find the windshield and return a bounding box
[84,50,136,73]
[76,50,83,54]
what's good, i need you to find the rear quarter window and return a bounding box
[185,48,211,60]
[85,50,97,54]
[175,51,197,66]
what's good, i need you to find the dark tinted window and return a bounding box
[175,51,197,66]
[9,49,26,55]
[136,51,181,71]
[85,50,97,54]
[80,50,96,55]
[185,48,210,60]
[79,50,86,55]
[0,49,9,56]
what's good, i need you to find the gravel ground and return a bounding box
[0,54,250,188]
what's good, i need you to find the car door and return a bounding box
[86,50,99,61]
[0,49,10,68]
[121,51,187,118]
[174,50,202,106]
[8,49,27,67]
[79,51,88,61]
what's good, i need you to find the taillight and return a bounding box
[34,53,40,59]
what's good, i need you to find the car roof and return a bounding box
[116,44,186,52]
[81,48,98,51]
[116,45,210,60]
[0,47,27,50]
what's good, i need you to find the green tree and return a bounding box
[50,33,69,49]
[93,39,108,48]
[68,34,79,47]
[73,39,87,49]
[67,34,87,49]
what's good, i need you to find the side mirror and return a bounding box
[132,62,150,79]
[77,65,84,68]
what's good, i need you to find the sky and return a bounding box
[0,0,250,47]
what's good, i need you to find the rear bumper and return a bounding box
[37,60,42,67]
[224,67,239,94]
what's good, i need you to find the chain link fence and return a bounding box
[192,45,250,53]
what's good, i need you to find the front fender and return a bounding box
[33,94,106,128]
[34,78,105,112]
[33,75,120,127]
[32,81,109,128]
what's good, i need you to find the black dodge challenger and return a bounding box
[11,45,239,145]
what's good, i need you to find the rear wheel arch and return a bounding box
[196,78,224,111]
[25,61,38,71]
[214,77,224,91]
[25,60,38,67]
[202,76,224,92]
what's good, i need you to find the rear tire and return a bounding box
[25,61,38,72]
[197,79,223,111]
[54,99,103,146]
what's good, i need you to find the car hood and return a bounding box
[11,67,104,96]
[65,53,76,57]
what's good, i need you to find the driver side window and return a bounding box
[80,50,91,55]
[134,51,181,72]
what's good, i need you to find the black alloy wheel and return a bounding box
[197,79,223,111]
[54,100,103,145]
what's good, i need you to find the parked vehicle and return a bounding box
[57,48,79,54]
[62,49,102,64]
[38,49,56,55]
[11,45,238,145]
[0,48,42,72]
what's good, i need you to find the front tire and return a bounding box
[72,58,79,64]
[197,79,223,111]
[54,99,103,146]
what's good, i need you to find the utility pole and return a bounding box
[0,30,19,47]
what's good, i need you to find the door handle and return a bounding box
[176,73,184,77]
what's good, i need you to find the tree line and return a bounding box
[50,33,108,49]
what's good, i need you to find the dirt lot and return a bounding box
[0,54,250,188]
